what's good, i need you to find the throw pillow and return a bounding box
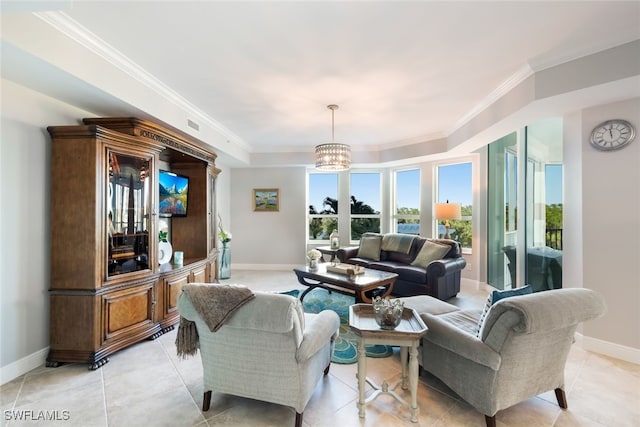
[475,285,532,337]
[410,240,450,268]
[357,235,382,261]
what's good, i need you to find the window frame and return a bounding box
[392,168,421,235]
[349,171,382,242]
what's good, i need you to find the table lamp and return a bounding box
[434,201,461,239]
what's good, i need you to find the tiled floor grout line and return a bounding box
[99,365,109,427]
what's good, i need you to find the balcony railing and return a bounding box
[546,228,563,250]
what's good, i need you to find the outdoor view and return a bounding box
[308,164,473,248]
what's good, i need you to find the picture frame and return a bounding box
[253,188,280,212]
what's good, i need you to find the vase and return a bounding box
[219,242,231,279]
[308,258,318,271]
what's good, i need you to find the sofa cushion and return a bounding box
[381,233,416,254]
[410,240,451,268]
[357,234,382,260]
[475,285,533,337]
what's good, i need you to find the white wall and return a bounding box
[230,167,308,268]
[578,98,640,351]
[0,79,95,383]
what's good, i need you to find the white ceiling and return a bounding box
[2,1,640,162]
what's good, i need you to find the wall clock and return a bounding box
[589,119,635,151]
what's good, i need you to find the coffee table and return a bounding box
[349,304,428,422]
[293,264,397,303]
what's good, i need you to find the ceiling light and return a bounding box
[315,104,351,171]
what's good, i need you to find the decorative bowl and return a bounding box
[372,296,404,330]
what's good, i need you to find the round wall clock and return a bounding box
[589,119,635,151]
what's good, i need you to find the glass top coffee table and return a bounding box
[293,264,398,303]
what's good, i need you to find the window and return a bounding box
[436,162,472,249]
[308,173,338,241]
[393,169,420,235]
[350,172,381,240]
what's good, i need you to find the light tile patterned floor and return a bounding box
[1,270,638,426]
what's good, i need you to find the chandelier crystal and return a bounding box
[315,104,351,171]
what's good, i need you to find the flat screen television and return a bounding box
[159,170,189,217]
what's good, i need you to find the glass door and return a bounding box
[525,118,563,291]
[487,132,518,290]
[107,150,152,277]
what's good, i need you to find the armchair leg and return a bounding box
[555,388,568,409]
[295,411,303,427]
[485,415,496,427]
[202,390,212,411]
[324,364,331,376]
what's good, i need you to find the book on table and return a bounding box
[326,263,365,275]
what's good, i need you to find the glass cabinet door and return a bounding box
[107,150,152,277]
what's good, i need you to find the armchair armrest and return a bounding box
[337,246,359,262]
[426,257,466,278]
[423,313,501,370]
[296,310,340,362]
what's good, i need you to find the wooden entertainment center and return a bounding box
[47,117,220,369]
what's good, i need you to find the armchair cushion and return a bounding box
[423,313,501,370]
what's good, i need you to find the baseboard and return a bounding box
[233,263,298,271]
[575,333,640,365]
[0,347,49,385]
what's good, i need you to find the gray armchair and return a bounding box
[177,289,340,427]
[402,288,606,427]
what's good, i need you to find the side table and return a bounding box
[348,304,427,423]
[315,246,340,263]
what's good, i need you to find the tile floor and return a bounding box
[1,270,638,426]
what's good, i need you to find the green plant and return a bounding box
[158,230,168,242]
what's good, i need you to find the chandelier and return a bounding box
[315,104,351,171]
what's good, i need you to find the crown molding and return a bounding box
[448,64,534,136]
[33,11,250,151]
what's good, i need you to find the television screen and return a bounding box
[159,170,189,216]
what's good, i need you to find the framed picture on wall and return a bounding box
[253,188,280,212]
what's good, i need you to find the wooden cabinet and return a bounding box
[47,118,220,369]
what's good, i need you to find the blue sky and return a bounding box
[545,165,563,204]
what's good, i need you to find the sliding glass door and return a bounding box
[487,132,518,290]
[525,118,563,291]
[487,118,564,292]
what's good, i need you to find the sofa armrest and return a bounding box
[426,257,466,278]
[296,310,340,362]
[423,313,501,370]
[337,246,360,262]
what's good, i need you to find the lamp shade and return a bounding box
[315,143,351,171]
[434,202,462,220]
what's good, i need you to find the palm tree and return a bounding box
[350,195,380,239]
